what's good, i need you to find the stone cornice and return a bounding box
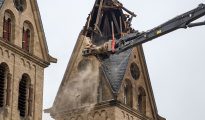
[50,100,153,120]
[0,38,50,68]
[109,100,152,120]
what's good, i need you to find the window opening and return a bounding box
[18,75,27,117]
[123,80,133,107]
[0,65,6,107]
[3,17,11,42]
[138,87,146,114]
[14,0,26,12]
[22,28,30,52]
[130,63,140,80]
[124,84,128,105]
[18,74,33,117]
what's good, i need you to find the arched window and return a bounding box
[138,87,146,114]
[22,28,30,52]
[22,21,33,53]
[3,17,11,42]
[2,10,15,43]
[18,74,33,117]
[123,79,133,107]
[0,63,11,108]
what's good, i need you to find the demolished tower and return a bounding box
[48,0,165,120]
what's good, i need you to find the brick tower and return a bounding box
[0,0,55,120]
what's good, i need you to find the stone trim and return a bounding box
[0,38,50,68]
[50,100,152,120]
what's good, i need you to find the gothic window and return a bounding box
[0,63,11,108]
[2,10,15,43]
[123,79,133,107]
[138,87,146,114]
[18,74,33,117]
[22,22,33,53]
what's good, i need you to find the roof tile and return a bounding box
[102,49,132,92]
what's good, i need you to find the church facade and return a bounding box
[48,0,165,120]
[0,0,55,120]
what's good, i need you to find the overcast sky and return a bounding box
[37,0,205,120]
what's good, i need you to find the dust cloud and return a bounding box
[52,64,99,113]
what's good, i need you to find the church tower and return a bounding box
[49,0,165,120]
[0,0,55,120]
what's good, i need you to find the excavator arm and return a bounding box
[82,3,205,56]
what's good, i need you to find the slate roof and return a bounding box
[87,0,134,93]
[0,0,4,8]
[101,49,131,92]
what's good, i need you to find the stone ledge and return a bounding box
[0,38,50,68]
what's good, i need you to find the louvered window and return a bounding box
[18,74,33,117]
[0,65,6,107]
[3,17,11,42]
[22,28,30,52]
[0,63,10,108]
[18,75,27,117]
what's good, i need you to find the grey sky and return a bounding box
[37,0,205,120]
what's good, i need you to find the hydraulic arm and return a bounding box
[82,3,205,56]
